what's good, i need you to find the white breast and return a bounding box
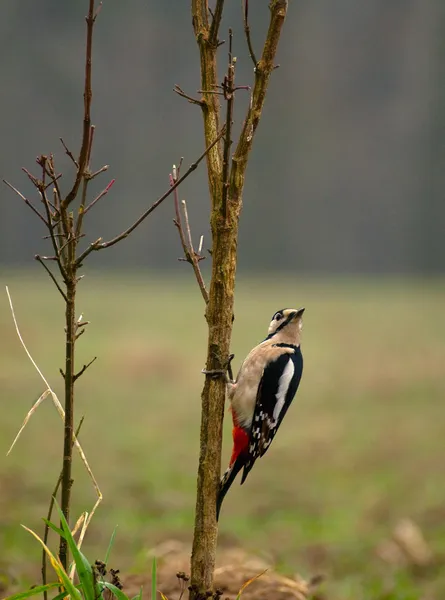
[272,358,294,422]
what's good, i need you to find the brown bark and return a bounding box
[189,1,289,597]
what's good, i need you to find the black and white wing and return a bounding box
[240,348,303,484]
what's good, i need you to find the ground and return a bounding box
[0,272,444,599]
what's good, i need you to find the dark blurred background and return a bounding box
[1,0,444,274]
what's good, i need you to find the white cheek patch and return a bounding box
[273,359,294,422]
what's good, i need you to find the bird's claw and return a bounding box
[202,368,226,379]
[202,353,235,381]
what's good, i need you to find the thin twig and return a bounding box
[89,164,109,179]
[44,173,62,191]
[60,138,79,168]
[83,178,115,215]
[75,124,96,239]
[171,167,208,302]
[46,155,68,241]
[40,188,64,268]
[33,159,69,281]
[182,200,208,303]
[87,124,95,166]
[75,127,226,266]
[174,85,204,107]
[172,174,190,261]
[39,255,59,261]
[243,0,258,66]
[21,167,40,188]
[35,255,68,302]
[2,180,49,227]
[73,356,97,382]
[221,30,235,219]
[197,89,224,95]
[209,0,225,46]
[62,0,95,208]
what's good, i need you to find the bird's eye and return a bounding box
[275,313,283,321]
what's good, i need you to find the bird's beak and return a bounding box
[295,307,305,318]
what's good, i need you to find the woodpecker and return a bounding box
[217,307,305,520]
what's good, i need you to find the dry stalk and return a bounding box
[5,286,102,585]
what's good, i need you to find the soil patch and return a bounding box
[123,541,314,600]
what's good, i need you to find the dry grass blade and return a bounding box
[7,389,51,455]
[5,285,102,578]
[236,569,268,599]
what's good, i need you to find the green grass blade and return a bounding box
[4,582,60,600]
[42,518,65,539]
[131,587,143,600]
[55,502,96,600]
[104,525,118,565]
[101,582,131,600]
[21,525,82,600]
[151,557,157,600]
[52,583,83,600]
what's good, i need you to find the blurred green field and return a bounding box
[0,272,444,599]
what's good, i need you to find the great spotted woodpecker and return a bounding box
[217,307,305,519]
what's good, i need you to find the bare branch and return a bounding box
[172,174,190,260]
[172,165,208,303]
[221,30,235,219]
[75,175,89,240]
[76,127,225,266]
[209,0,224,47]
[182,200,208,303]
[197,89,224,96]
[87,124,95,166]
[44,173,62,191]
[243,0,258,67]
[21,167,41,189]
[230,0,288,194]
[75,123,96,239]
[35,255,68,302]
[60,138,79,168]
[174,85,204,107]
[73,357,97,382]
[31,155,70,280]
[2,179,49,227]
[46,155,67,240]
[89,164,109,180]
[83,178,115,215]
[93,0,103,19]
[62,0,95,208]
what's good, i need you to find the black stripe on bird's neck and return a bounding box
[265,313,296,340]
[272,342,299,351]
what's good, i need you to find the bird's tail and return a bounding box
[216,454,245,521]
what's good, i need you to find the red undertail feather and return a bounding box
[217,424,249,521]
[230,425,249,466]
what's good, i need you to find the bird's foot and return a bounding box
[202,353,235,382]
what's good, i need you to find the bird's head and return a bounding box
[267,307,305,341]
